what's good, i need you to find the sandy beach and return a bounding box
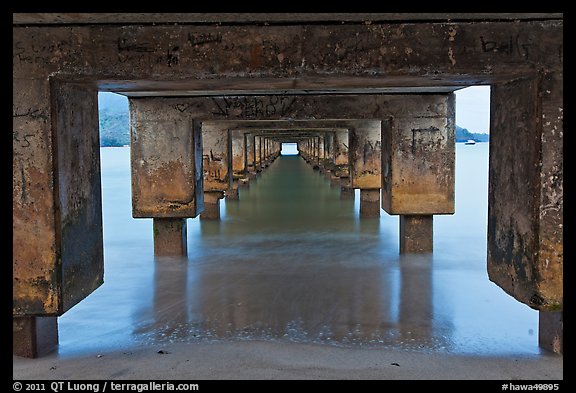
[13,340,562,380]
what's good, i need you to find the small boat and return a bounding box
[464,139,476,145]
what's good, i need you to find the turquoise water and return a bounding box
[57,143,541,357]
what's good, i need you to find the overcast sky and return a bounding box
[454,86,491,134]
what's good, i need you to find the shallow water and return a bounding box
[58,143,541,357]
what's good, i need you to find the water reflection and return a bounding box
[136,157,446,351]
[57,145,540,357]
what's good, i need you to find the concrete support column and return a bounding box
[13,316,58,358]
[153,218,187,256]
[201,191,224,220]
[487,74,563,330]
[381,95,455,255]
[14,81,104,357]
[539,311,563,354]
[360,189,381,218]
[400,215,433,253]
[227,180,240,200]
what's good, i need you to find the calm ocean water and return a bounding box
[57,143,541,357]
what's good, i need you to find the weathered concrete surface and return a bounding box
[13,81,103,316]
[201,191,224,220]
[202,123,232,192]
[318,135,325,160]
[381,95,455,215]
[13,78,57,315]
[230,130,246,176]
[13,13,563,26]
[226,185,240,201]
[13,316,58,358]
[245,133,256,173]
[539,311,562,354]
[359,189,381,218]
[349,122,382,189]
[130,99,203,218]
[153,218,188,256]
[487,74,563,312]
[400,215,434,253]
[255,136,263,170]
[14,22,562,89]
[53,83,104,313]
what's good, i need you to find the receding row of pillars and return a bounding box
[299,135,434,255]
[153,137,281,257]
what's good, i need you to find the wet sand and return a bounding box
[13,340,563,380]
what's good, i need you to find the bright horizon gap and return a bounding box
[455,86,491,134]
[281,143,299,155]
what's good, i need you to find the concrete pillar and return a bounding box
[245,133,256,175]
[539,311,563,354]
[255,136,262,171]
[488,74,563,318]
[381,95,455,254]
[360,189,381,218]
[130,99,203,218]
[349,122,381,189]
[14,81,104,357]
[227,181,240,200]
[153,218,187,256]
[400,215,433,253]
[201,191,224,220]
[231,129,246,179]
[13,316,58,358]
[202,123,232,193]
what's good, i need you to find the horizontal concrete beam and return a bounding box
[14,22,562,86]
[13,13,563,26]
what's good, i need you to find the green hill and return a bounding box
[456,125,489,143]
[99,109,130,147]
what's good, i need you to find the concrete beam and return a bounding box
[13,13,563,26]
[153,218,187,256]
[129,99,204,218]
[14,22,561,87]
[487,73,563,313]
